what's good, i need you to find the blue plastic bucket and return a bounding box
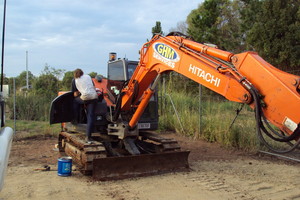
[57,156,72,176]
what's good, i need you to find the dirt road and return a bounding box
[1,134,300,200]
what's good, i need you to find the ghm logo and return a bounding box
[153,43,180,62]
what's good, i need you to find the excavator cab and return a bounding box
[106,53,159,130]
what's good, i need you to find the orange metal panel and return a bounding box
[233,52,300,134]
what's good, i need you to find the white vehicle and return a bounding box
[0,92,13,191]
[0,126,13,191]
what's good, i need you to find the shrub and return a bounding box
[6,93,56,121]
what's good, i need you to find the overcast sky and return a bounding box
[3,0,202,78]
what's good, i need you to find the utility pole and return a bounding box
[0,0,6,127]
[26,50,28,90]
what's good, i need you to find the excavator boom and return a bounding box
[117,33,300,153]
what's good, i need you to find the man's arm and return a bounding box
[71,79,80,97]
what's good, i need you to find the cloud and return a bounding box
[4,0,201,77]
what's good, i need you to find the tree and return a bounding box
[61,71,74,91]
[218,0,245,52]
[89,72,97,78]
[15,70,35,89]
[32,73,59,98]
[187,0,244,52]
[239,0,262,48]
[152,21,163,36]
[0,74,9,85]
[187,0,224,44]
[42,63,65,80]
[169,21,188,35]
[31,65,63,98]
[241,0,300,71]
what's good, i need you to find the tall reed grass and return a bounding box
[159,91,260,151]
[6,94,55,121]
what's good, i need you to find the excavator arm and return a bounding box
[115,33,300,153]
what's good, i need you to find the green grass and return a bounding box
[5,120,61,140]
[4,92,260,152]
[5,98,288,152]
[159,91,260,152]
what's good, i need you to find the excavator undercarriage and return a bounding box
[58,125,189,180]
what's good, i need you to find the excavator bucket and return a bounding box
[92,150,190,181]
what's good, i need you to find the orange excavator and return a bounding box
[50,32,300,180]
[119,32,300,151]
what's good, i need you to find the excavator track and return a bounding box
[58,131,190,180]
[58,131,107,175]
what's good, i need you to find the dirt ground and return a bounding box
[1,133,300,200]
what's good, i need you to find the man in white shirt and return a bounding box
[71,69,98,144]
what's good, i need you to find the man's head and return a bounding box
[74,68,83,78]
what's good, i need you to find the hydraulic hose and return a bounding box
[130,80,139,105]
[112,91,125,122]
[248,85,300,153]
[112,80,139,122]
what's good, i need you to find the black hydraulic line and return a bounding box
[253,92,300,142]
[112,91,125,122]
[111,80,130,122]
[130,80,139,105]
[258,127,300,153]
[261,115,300,142]
[249,86,300,153]
[112,80,139,122]
[246,85,296,142]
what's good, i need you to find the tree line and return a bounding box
[166,0,299,95]
[185,0,299,72]
[4,65,99,99]
[4,65,99,121]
